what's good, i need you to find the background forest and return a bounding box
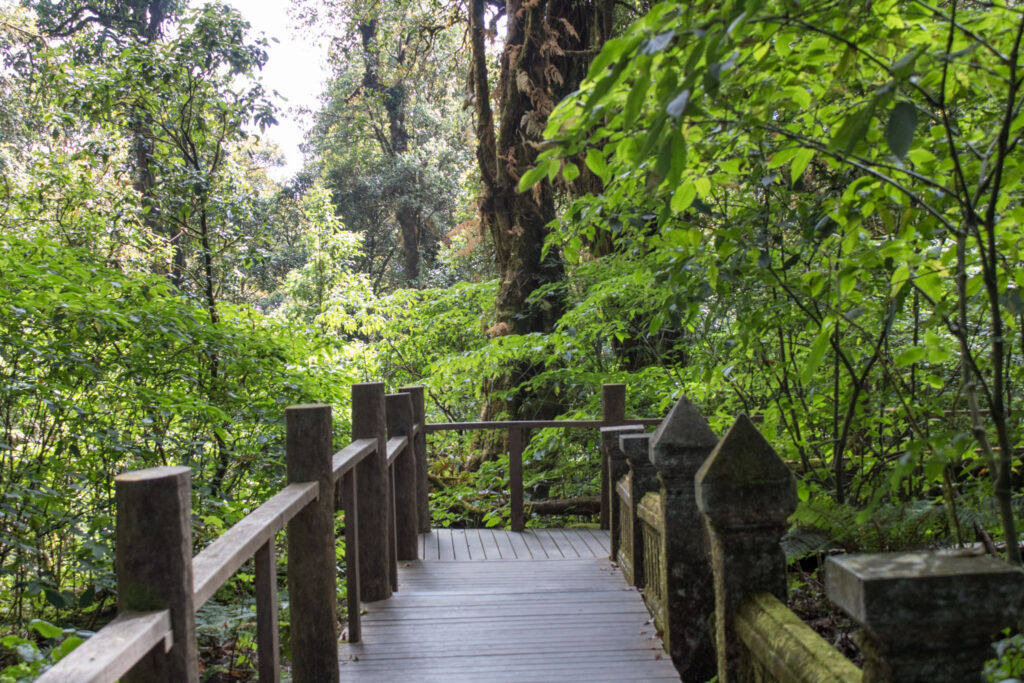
[1,0,1023,679]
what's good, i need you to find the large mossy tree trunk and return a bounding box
[468,0,612,467]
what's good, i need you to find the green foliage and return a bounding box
[0,233,355,633]
[1,620,87,683]
[987,630,1024,683]
[529,0,1024,554]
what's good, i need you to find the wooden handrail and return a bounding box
[425,417,661,432]
[37,611,172,683]
[40,384,646,681]
[386,435,408,465]
[332,437,377,482]
[192,482,318,609]
[425,392,660,531]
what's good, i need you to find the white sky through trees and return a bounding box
[216,1,330,180]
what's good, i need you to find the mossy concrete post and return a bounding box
[115,466,197,683]
[620,433,657,588]
[399,385,430,533]
[604,424,643,560]
[351,382,392,602]
[649,396,718,681]
[695,414,797,683]
[285,404,339,683]
[387,392,419,561]
[826,551,1024,682]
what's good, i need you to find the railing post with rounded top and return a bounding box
[351,382,392,601]
[285,404,338,683]
[115,466,198,683]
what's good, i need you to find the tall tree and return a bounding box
[299,0,471,291]
[467,0,616,439]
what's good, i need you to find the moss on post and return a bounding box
[696,414,797,683]
[649,396,718,681]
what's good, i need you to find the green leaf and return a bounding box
[43,589,69,609]
[830,103,875,153]
[29,619,63,639]
[642,31,675,55]
[886,102,918,159]
[518,159,553,192]
[561,161,580,183]
[801,327,831,383]
[671,181,697,214]
[52,636,84,662]
[666,89,691,119]
[790,148,815,180]
[894,347,926,367]
[585,148,609,182]
[783,85,811,109]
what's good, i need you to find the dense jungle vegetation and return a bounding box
[1,0,1023,679]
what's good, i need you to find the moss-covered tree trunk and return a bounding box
[469,0,612,466]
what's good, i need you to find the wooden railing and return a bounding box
[424,384,659,531]
[37,382,657,682]
[39,382,426,683]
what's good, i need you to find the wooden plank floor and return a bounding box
[419,528,611,561]
[338,530,678,682]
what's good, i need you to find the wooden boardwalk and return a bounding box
[338,529,678,682]
[419,527,610,561]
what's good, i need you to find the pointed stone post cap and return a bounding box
[695,414,796,528]
[620,433,652,467]
[650,396,717,475]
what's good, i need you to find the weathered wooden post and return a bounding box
[650,396,718,681]
[826,552,1024,682]
[115,466,197,683]
[351,382,392,601]
[619,433,658,588]
[399,384,430,533]
[695,414,797,683]
[600,383,626,530]
[603,424,642,560]
[509,426,525,532]
[285,404,339,683]
[387,391,420,561]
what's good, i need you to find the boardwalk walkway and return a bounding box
[337,529,679,682]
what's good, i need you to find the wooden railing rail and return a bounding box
[424,384,660,532]
[385,435,409,464]
[41,383,428,683]
[331,437,377,481]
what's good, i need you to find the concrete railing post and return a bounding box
[351,382,392,602]
[399,385,430,533]
[600,383,626,529]
[387,392,420,561]
[695,414,797,683]
[285,404,339,683]
[650,396,718,681]
[826,552,1024,682]
[115,466,198,683]
[619,433,657,588]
